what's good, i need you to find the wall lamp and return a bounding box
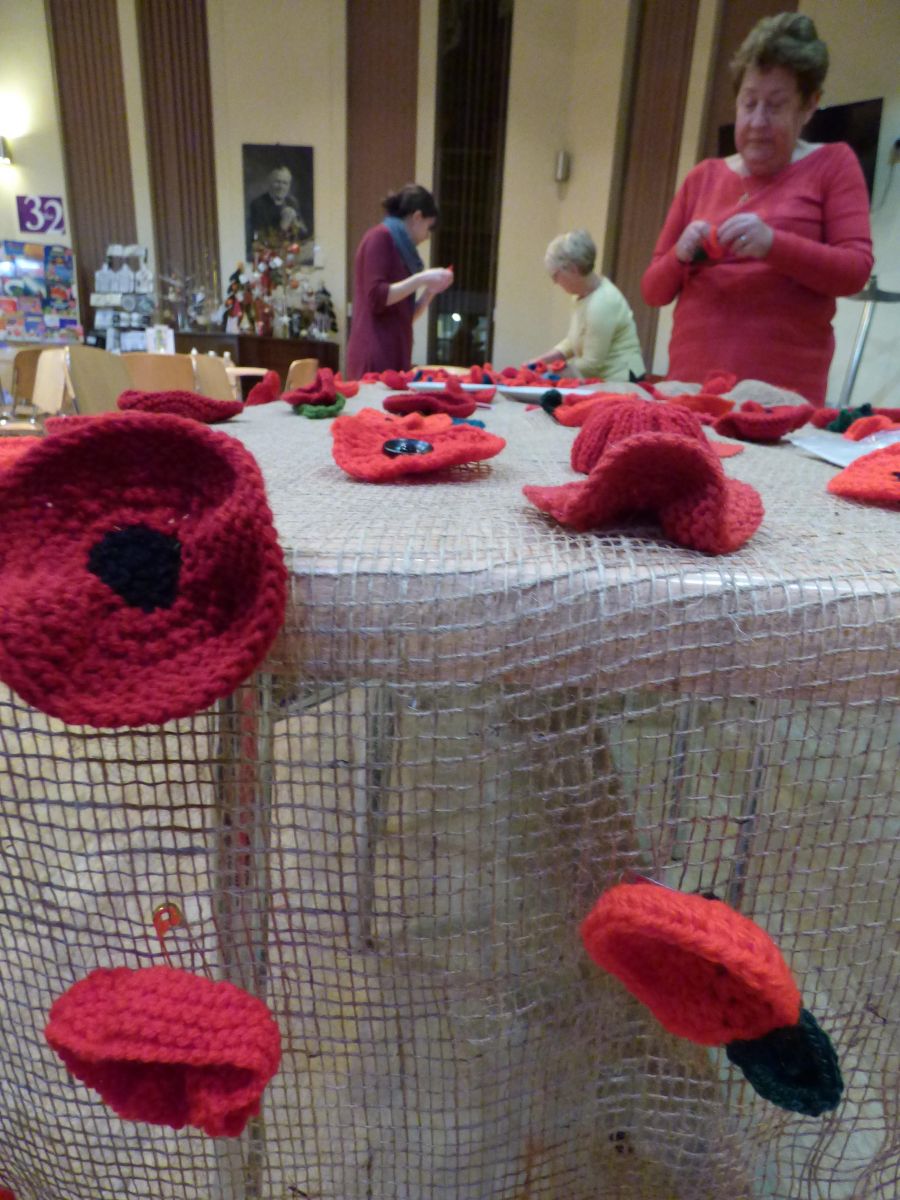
[0,137,12,166]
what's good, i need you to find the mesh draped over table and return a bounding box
[0,386,897,1199]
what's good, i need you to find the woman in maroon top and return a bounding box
[347,184,454,378]
[642,13,873,406]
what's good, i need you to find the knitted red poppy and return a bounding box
[117,390,244,423]
[524,430,763,554]
[661,392,734,423]
[826,443,900,509]
[45,966,281,1137]
[282,366,337,407]
[383,390,478,419]
[713,400,813,443]
[246,369,281,405]
[333,373,360,398]
[332,408,505,482]
[0,1188,15,1200]
[571,399,740,474]
[0,411,287,728]
[582,884,800,1044]
[842,414,900,441]
[0,437,40,471]
[552,392,628,428]
[581,881,843,1116]
[702,370,738,395]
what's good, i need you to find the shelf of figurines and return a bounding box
[89,243,156,352]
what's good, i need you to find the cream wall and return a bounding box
[653,0,899,405]
[493,0,633,370]
[801,0,900,406]
[0,4,71,253]
[207,0,347,347]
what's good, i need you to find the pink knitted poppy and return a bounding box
[45,966,281,1137]
[117,390,244,423]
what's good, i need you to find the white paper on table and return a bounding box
[787,428,900,468]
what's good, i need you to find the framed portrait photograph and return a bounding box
[243,144,314,260]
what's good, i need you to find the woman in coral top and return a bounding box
[641,13,873,406]
[347,184,454,378]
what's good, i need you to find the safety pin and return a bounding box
[152,901,216,979]
[152,901,184,968]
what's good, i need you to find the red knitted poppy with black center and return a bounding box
[332,408,505,482]
[826,442,900,509]
[117,389,244,423]
[0,411,287,727]
[45,966,281,1137]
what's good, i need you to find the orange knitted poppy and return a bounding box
[581,883,801,1045]
[332,408,505,482]
[842,414,900,441]
[826,443,900,508]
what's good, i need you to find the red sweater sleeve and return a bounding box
[765,145,873,296]
[641,174,694,307]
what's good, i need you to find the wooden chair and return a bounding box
[286,358,318,391]
[0,347,71,436]
[65,345,132,415]
[121,351,195,392]
[192,353,237,401]
[11,347,44,406]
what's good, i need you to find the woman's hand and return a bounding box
[674,220,712,264]
[718,213,773,259]
[420,267,454,293]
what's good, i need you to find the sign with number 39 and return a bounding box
[16,195,66,235]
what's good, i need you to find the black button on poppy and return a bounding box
[382,438,434,457]
[87,524,182,613]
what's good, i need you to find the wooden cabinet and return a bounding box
[174,332,339,383]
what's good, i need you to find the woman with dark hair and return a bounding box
[641,13,873,405]
[347,184,454,377]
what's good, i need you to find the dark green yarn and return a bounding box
[540,389,563,418]
[826,403,872,434]
[726,1008,843,1117]
[293,394,347,419]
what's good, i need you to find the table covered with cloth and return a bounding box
[0,383,897,1200]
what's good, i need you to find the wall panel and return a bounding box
[46,0,137,320]
[136,0,220,301]
[346,0,419,313]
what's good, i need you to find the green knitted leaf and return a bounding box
[726,1008,843,1117]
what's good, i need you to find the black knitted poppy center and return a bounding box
[88,524,182,613]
